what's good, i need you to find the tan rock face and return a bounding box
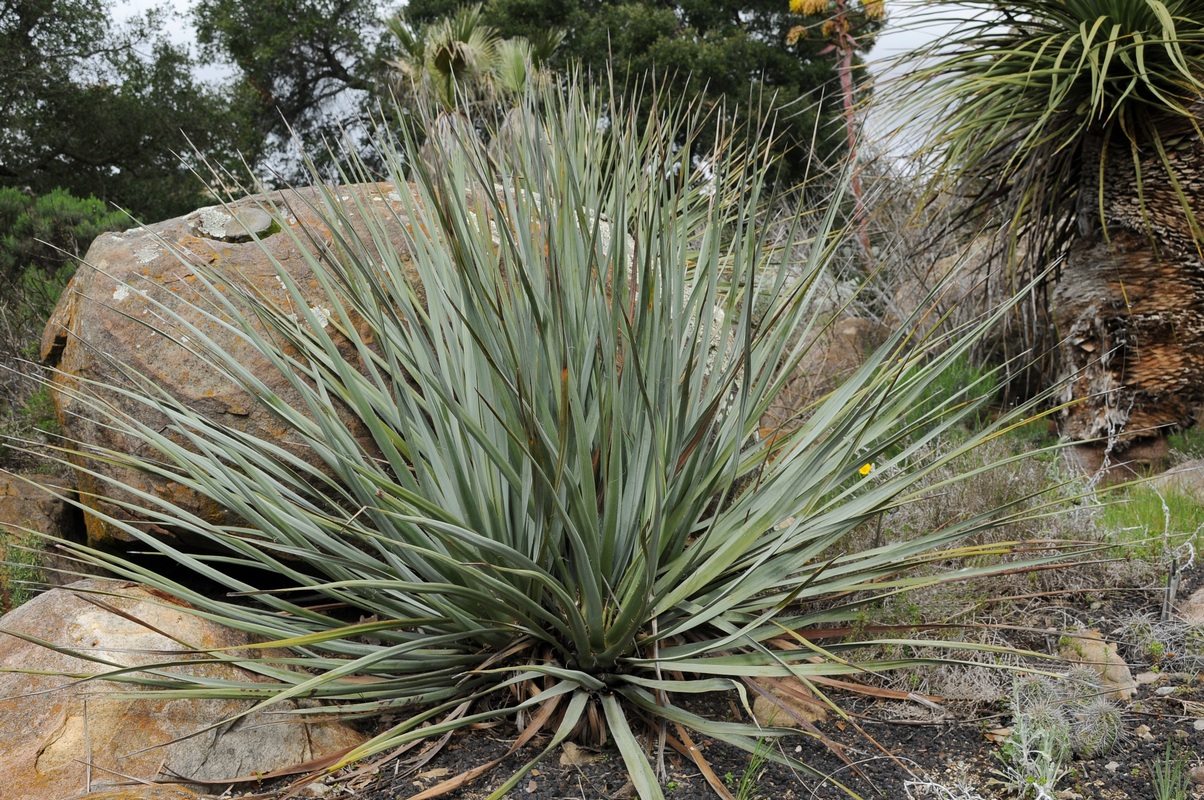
[74,788,206,800]
[0,473,76,539]
[40,183,420,547]
[1175,584,1204,625]
[0,473,91,610]
[0,578,365,800]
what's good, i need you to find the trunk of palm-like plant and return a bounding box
[1055,111,1204,478]
[889,0,1204,480]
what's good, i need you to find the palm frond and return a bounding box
[891,0,1204,273]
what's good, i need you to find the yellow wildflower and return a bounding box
[785,24,806,46]
[859,463,873,476]
[790,0,830,16]
[863,0,885,20]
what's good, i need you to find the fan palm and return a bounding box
[34,79,1080,800]
[387,4,562,113]
[893,0,1204,473]
[387,4,563,177]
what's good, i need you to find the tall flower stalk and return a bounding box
[788,0,884,256]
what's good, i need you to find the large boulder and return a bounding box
[41,183,419,547]
[0,578,365,800]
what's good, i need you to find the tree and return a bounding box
[193,0,394,183]
[895,0,1204,476]
[401,0,877,184]
[0,0,247,222]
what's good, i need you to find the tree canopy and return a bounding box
[2,0,876,219]
[400,0,875,181]
[193,0,395,183]
[0,0,246,222]
[188,0,874,185]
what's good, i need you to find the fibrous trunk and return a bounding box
[1055,117,1204,477]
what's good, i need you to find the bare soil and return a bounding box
[220,567,1204,800]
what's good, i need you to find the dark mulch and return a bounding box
[223,572,1204,800]
[310,677,1203,800]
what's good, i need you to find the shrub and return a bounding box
[0,187,129,324]
[40,80,1080,799]
[0,526,43,613]
[0,188,126,472]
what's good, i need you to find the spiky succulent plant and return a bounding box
[31,78,1082,800]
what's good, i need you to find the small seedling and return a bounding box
[734,737,772,800]
[1151,740,1192,800]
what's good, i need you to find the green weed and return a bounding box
[0,527,43,612]
[1151,740,1191,800]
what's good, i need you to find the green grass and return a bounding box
[1167,428,1204,463]
[1152,740,1192,800]
[1099,486,1204,558]
[0,527,43,612]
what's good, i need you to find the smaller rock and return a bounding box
[1191,763,1204,785]
[559,742,602,767]
[1056,630,1137,701]
[1134,723,1155,742]
[1135,671,1162,685]
[192,205,275,243]
[1104,761,1120,772]
[751,678,830,727]
[1177,585,1204,626]
[1193,718,1204,731]
[1150,460,1204,501]
[1155,686,1177,696]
